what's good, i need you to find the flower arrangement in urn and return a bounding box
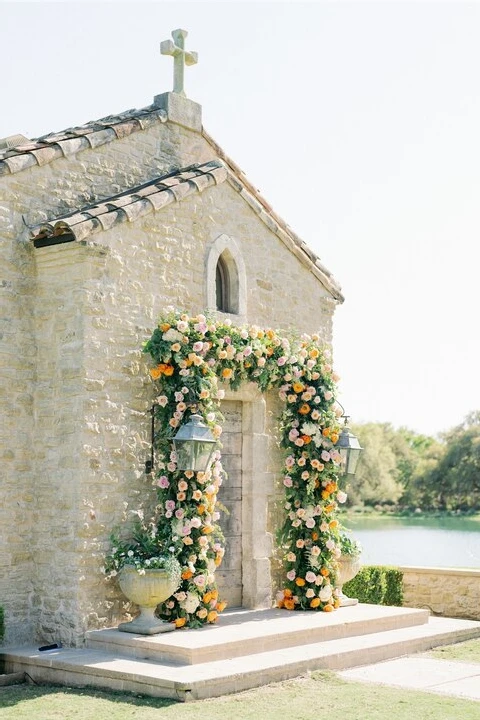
[105,512,182,634]
[335,530,362,606]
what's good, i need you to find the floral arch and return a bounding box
[139,308,347,628]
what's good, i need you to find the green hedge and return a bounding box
[342,566,404,606]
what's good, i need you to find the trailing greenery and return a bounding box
[338,531,362,557]
[343,565,404,606]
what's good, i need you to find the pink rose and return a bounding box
[155,476,169,489]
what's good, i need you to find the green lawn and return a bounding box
[429,637,480,664]
[1,668,479,720]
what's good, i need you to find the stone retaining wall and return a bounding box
[401,566,480,620]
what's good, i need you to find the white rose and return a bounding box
[319,584,333,602]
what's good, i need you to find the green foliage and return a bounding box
[105,517,182,576]
[0,605,4,642]
[384,568,404,606]
[338,531,362,557]
[346,415,480,513]
[347,423,404,506]
[343,565,403,606]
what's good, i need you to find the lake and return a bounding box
[343,515,480,569]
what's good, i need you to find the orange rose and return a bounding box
[277,599,285,608]
[210,590,218,600]
[174,617,187,628]
[150,365,162,380]
[292,382,305,394]
[329,520,339,530]
[301,435,312,444]
[310,597,321,608]
[324,504,335,514]
[222,367,233,379]
[202,525,214,534]
[207,611,218,623]
[216,601,227,612]
[320,568,330,577]
[323,604,334,612]
[330,433,339,444]
[284,599,295,611]
[163,364,174,376]
[322,428,331,438]
[181,570,193,580]
[283,588,293,598]
[203,592,212,604]
[214,557,222,566]
[197,504,205,514]
[309,348,320,359]
[160,323,171,332]
[295,577,306,587]
[299,404,311,415]
[311,531,319,541]
[322,490,330,500]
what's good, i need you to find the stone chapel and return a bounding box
[0,31,344,646]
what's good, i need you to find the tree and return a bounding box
[347,423,404,506]
[346,422,441,509]
[418,412,480,510]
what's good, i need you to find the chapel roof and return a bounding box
[31,160,227,245]
[0,106,167,176]
[3,102,343,301]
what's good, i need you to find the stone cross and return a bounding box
[160,29,198,97]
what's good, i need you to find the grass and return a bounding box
[429,638,480,664]
[1,668,480,720]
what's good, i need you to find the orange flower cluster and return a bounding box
[150,363,174,379]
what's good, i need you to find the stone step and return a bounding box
[85,604,430,664]
[3,612,480,701]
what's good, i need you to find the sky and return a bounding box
[1,1,479,437]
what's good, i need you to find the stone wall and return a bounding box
[401,566,480,621]
[0,200,36,645]
[0,111,338,646]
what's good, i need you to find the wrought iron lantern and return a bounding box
[145,407,217,475]
[172,413,217,472]
[335,411,363,476]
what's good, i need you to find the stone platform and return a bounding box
[2,605,480,701]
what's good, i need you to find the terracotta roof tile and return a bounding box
[30,160,227,245]
[0,106,167,175]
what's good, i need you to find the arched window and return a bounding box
[206,235,246,317]
[216,253,232,313]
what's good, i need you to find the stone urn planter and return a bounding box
[336,554,362,607]
[118,563,181,635]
